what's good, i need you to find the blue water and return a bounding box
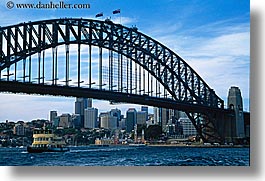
[0,146,249,166]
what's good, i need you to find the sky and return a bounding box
[0,0,250,122]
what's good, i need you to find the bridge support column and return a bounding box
[89,45,92,88]
[65,44,70,86]
[99,47,102,90]
[77,44,81,87]
[227,86,245,142]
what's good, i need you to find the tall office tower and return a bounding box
[99,112,109,127]
[52,116,60,127]
[110,108,121,127]
[84,107,98,129]
[75,98,92,127]
[126,108,137,132]
[141,106,148,121]
[100,114,118,130]
[153,107,159,125]
[153,107,169,131]
[168,109,178,124]
[161,108,169,132]
[227,86,245,138]
[49,111,57,123]
[72,114,81,129]
[136,111,147,125]
[87,98,93,108]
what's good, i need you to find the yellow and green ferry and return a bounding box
[27,128,69,153]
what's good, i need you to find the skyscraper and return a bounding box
[153,107,169,131]
[110,108,121,127]
[100,114,117,129]
[136,111,147,125]
[126,108,137,132]
[49,111,57,123]
[75,98,92,127]
[72,114,81,129]
[141,106,148,121]
[87,98,93,108]
[84,107,98,129]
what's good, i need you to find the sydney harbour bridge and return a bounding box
[0,18,244,143]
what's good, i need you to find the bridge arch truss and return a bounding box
[0,18,231,143]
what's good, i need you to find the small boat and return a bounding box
[128,143,147,147]
[27,128,69,153]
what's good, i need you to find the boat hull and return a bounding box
[27,146,69,153]
[128,144,147,147]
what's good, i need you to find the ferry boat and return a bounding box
[27,128,69,153]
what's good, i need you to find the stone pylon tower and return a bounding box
[227,86,245,138]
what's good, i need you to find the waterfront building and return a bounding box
[84,107,98,129]
[126,108,137,132]
[100,114,117,130]
[49,111,57,123]
[179,118,197,137]
[136,111,147,125]
[95,138,113,145]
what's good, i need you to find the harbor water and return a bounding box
[0,146,249,166]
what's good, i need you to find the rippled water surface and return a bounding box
[0,146,249,166]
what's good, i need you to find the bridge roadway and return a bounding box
[0,80,233,115]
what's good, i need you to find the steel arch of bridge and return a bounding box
[0,18,230,142]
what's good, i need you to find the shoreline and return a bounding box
[67,144,250,148]
[146,144,250,148]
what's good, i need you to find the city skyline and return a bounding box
[0,0,250,122]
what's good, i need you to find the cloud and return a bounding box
[146,19,250,111]
[0,93,74,121]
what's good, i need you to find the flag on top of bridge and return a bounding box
[95,12,103,18]
[113,9,120,14]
